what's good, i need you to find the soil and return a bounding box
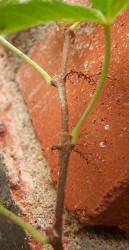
[0,23,129,249]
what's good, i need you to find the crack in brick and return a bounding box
[73,146,90,165]
[65,70,117,86]
[65,70,95,85]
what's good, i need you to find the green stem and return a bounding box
[0,205,49,245]
[71,25,111,145]
[0,35,52,85]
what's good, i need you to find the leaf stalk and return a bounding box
[0,205,49,245]
[0,35,52,85]
[71,25,111,145]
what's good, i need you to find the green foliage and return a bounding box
[89,0,129,23]
[0,0,104,34]
[0,0,129,34]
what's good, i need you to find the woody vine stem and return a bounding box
[51,24,111,249]
[51,29,74,250]
[0,23,111,250]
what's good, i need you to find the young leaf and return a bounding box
[89,0,129,24]
[0,0,105,34]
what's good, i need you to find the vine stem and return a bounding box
[0,205,49,245]
[52,29,73,250]
[0,35,52,85]
[71,25,111,145]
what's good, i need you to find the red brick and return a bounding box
[17,10,129,231]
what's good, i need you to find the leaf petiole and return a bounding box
[71,25,111,145]
[0,205,49,245]
[0,35,52,85]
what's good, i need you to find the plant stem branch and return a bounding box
[53,30,73,250]
[0,35,52,85]
[71,25,111,145]
[0,205,49,245]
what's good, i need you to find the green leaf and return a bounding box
[89,0,129,23]
[0,0,105,34]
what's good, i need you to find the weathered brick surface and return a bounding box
[17,10,129,231]
[0,45,49,250]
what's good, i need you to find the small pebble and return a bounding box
[99,141,105,148]
[104,124,110,130]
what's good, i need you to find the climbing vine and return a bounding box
[0,0,129,249]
